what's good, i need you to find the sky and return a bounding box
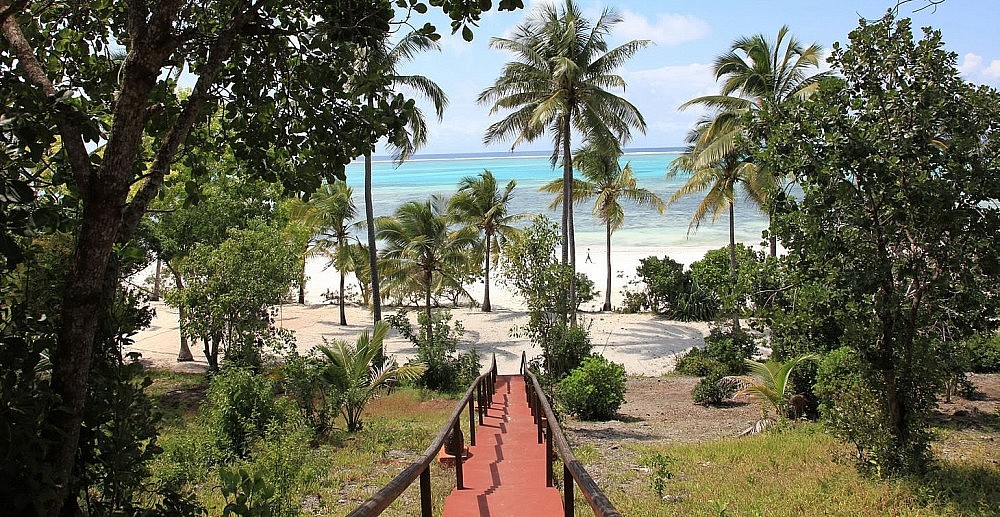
[385,0,1000,156]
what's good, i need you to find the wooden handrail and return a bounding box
[521,351,622,517]
[348,354,497,516]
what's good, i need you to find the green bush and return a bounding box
[704,325,757,375]
[814,347,893,474]
[385,309,479,392]
[205,369,279,459]
[558,356,627,420]
[691,369,739,406]
[966,332,1000,373]
[674,348,724,376]
[669,281,720,321]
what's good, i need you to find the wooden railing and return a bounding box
[520,351,622,517]
[347,354,497,516]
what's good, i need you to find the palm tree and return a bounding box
[318,322,426,432]
[376,196,477,345]
[312,180,357,326]
[282,197,326,305]
[478,0,648,323]
[354,30,449,327]
[735,354,818,419]
[449,170,524,312]
[541,144,665,311]
[667,115,776,329]
[680,26,827,256]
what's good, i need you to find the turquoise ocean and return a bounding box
[341,148,771,260]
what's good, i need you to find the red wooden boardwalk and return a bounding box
[442,374,564,516]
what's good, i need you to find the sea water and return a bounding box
[342,148,771,257]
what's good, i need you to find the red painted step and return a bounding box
[442,375,564,516]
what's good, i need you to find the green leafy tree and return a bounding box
[449,169,524,312]
[755,14,1000,474]
[542,144,665,311]
[681,26,827,256]
[0,2,517,508]
[170,223,299,370]
[318,322,425,432]
[376,197,477,345]
[479,0,649,323]
[354,30,449,329]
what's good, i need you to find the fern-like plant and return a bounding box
[735,353,818,418]
[318,322,426,432]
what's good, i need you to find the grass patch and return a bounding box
[571,423,1000,516]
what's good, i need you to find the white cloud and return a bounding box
[985,59,1000,78]
[615,10,710,46]
[960,53,983,75]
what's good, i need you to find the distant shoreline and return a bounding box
[363,146,685,164]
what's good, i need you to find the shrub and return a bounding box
[966,332,1000,373]
[814,347,895,474]
[558,356,627,420]
[703,325,757,375]
[674,348,724,376]
[691,369,738,406]
[205,368,278,459]
[669,281,719,321]
[386,309,479,392]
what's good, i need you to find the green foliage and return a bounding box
[674,348,725,377]
[557,355,627,421]
[219,467,279,517]
[965,332,1000,373]
[274,343,338,435]
[736,354,818,419]
[755,13,1000,475]
[641,452,674,498]
[319,322,426,432]
[676,325,757,376]
[205,369,278,460]
[814,347,894,475]
[623,255,721,320]
[385,309,480,392]
[168,222,299,370]
[691,370,739,406]
[689,244,769,316]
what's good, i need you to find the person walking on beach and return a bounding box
[585,248,592,263]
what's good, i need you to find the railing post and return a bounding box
[468,395,476,446]
[420,465,432,517]
[476,382,484,425]
[563,463,574,516]
[537,413,544,445]
[545,422,554,487]
[452,422,464,490]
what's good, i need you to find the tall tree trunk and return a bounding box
[424,272,434,347]
[169,264,194,362]
[339,246,347,326]
[561,114,577,325]
[482,232,492,312]
[152,257,161,301]
[603,221,613,312]
[298,242,307,304]
[364,130,383,364]
[729,202,740,331]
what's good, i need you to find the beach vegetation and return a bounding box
[310,181,358,325]
[479,0,650,324]
[689,244,775,317]
[755,13,1000,475]
[376,197,478,345]
[691,370,740,406]
[354,30,450,329]
[621,255,721,321]
[558,355,627,420]
[541,144,666,312]
[502,216,594,379]
[166,222,299,371]
[736,354,818,420]
[678,26,828,257]
[449,169,525,312]
[318,322,426,433]
[385,309,480,392]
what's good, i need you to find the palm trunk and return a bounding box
[482,232,492,312]
[365,97,383,326]
[424,273,433,347]
[603,221,612,312]
[729,202,740,331]
[298,242,307,304]
[169,264,194,362]
[561,114,577,325]
[339,269,347,326]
